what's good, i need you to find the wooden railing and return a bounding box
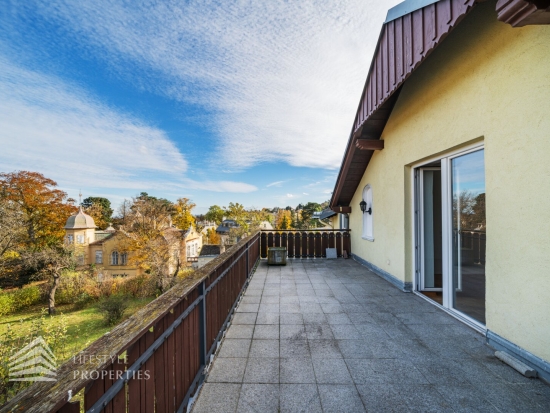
[0,231,260,413]
[260,229,351,259]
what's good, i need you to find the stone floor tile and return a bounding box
[256,312,280,325]
[207,358,247,383]
[318,384,366,413]
[236,303,259,313]
[312,358,353,384]
[253,324,279,340]
[280,357,316,383]
[305,323,334,340]
[237,384,279,413]
[192,383,241,413]
[243,358,279,384]
[435,384,500,412]
[309,339,342,359]
[249,339,279,358]
[330,324,362,339]
[357,383,454,413]
[299,302,323,313]
[260,295,279,304]
[280,303,301,313]
[280,384,322,413]
[258,303,280,313]
[280,313,303,324]
[302,313,327,324]
[280,339,310,358]
[280,324,306,340]
[218,339,251,358]
[241,296,261,305]
[225,324,254,339]
[280,296,300,304]
[326,313,352,324]
[232,312,257,325]
[321,303,345,313]
[348,358,430,385]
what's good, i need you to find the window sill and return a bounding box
[362,236,375,242]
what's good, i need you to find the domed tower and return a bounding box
[64,207,97,264]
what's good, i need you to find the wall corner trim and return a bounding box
[351,253,412,292]
[486,330,550,384]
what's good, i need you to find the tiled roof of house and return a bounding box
[199,245,221,257]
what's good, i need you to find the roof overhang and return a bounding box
[330,0,478,209]
[330,0,550,210]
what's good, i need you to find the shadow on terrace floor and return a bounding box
[192,259,550,412]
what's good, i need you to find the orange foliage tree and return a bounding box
[0,171,77,249]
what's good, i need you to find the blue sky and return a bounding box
[0,0,400,214]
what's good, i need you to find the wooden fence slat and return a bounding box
[301,232,308,258]
[321,232,329,257]
[308,233,315,258]
[314,233,322,258]
[336,232,343,257]
[57,401,80,413]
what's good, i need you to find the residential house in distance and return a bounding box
[330,0,550,381]
[64,207,200,278]
[197,245,222,268]
[215,219,240,245]
[183,226,202,265]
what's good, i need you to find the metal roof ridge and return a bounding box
[386,0,440,22]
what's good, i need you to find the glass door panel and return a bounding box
[421,168,443,290]
[451,150,486,324]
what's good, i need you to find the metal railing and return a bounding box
[0,231,260,413]
[260,229,351,258]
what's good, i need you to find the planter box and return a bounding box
[267,247,287,265]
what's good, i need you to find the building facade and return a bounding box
[330,0,550,381]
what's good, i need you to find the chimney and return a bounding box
[220,240,225,254]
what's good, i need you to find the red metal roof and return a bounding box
[330,0,477,209]
[330,0,550,210]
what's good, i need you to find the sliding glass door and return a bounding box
[451,150,486,324]
[415,147,486,326]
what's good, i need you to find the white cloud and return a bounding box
[266,180,285,188]
[0,57,256,195]
[21,0,401,170]
[286,194,294,198]
[303,193,309,196]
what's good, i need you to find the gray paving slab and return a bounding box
[237,384,279,413]
[280,384,322,413]
[217,339,251,358]
[193,259,549,413]
[318,384,366,413]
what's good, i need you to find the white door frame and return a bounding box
[411,142,486,332]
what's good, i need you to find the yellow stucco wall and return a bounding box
[348,1,550,361]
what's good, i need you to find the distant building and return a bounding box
[197,245,222,268]
[64,207,201,279]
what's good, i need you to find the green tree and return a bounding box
[205,205,225,225]
[82,197,113,230]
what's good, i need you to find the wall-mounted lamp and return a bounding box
[360,199,372,215]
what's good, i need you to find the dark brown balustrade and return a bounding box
[0,232,260,413]
[260,229,351,259]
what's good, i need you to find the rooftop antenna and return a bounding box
[79,190,83,210]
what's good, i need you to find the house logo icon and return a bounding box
[8,336,57,382]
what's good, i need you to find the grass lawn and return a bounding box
[0,297,155,363]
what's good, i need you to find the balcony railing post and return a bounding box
[198,280,207,367]
[246,241,250,277]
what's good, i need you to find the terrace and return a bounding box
[1,229,548,412]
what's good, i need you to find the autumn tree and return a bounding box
[275,210,293,230]
[0,171,77,248]
[205,227,220,245]
[298,202,322,229]
[20,246,77,314]
[82,197,113,229]
[172,198,196,230]
[205,205,225,224]
[116,195,175,282]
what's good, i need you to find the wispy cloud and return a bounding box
[0,56,256,195]
[266,180,286,188]
[19,0,400,170]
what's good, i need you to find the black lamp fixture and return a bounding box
[360,199,372,215]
